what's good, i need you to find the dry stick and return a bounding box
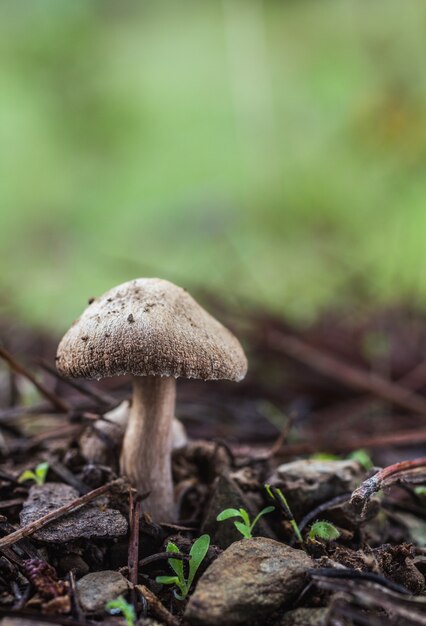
[0,478,125,549]
[0,346,69,413]
[269,331,426,415]
[37,359,117,407]
[350,457,426,514]
[135,584,179,626]
[277,426,426,457]
[128,490,142,600]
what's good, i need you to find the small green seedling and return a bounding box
[106,596,135,626]
[265,483,304,545]
[348,449,373,471]
[216,505,275,539]
[310,449,373,471]
[18,462,49,486]
[156,534,210,600]
[414,486,426,496]
[308,520,340,542]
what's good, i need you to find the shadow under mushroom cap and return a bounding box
[56,278,248,381]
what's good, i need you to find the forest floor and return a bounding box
[1,303,426,626]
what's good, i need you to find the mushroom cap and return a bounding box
[56,278,248,382]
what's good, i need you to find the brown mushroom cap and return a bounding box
[56,278,247,381]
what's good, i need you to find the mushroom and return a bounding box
[56,278,247,521]
[79,400,188,466]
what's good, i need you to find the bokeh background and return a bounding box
[1,0,426,331]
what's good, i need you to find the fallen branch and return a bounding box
[135,584,179,626]
[0,478,126,549]
[269,331,426,415]
[350,457,426,515]
[0,346,69,413]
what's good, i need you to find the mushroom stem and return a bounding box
[121,375,176,522]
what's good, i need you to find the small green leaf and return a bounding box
[156,575,180,586]
[166,541,180,554]
[310,452,341,461]
[166,542,184,581]
[250,505,275,531]
[309,520,340,542]
[188,534,210,589]
[216,508,242,522]
[238,508,251,527]
[348,449,373,471]
[18,470,37,484]
[105,596,135,626]
[34,462,49,485]
[234,521,252,538]
[415,486,426,496]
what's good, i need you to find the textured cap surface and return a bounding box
[56,278,247,381]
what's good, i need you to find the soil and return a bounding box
[0,304,426,625]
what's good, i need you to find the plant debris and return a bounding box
[1,304,426,625]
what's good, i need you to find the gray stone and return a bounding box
[20,483,127,542]
[76,570,129,613]
[268,459,363,516]
[276,607,329,625]
[185,537,314,626]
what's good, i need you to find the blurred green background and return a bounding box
[1,0,426,330]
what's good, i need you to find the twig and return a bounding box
[128,491,142,588]
[0,478,126,549]
[308,567,411,595]
[350,457,426,515]
[37,359,117,408]
[270,331,426,415]
[278,426,426,456]
[135,584,179,626]
[0,346,69,412]
[139,552,190,568]
[68,570,84,623]
[297,493,351,534]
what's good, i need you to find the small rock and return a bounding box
[58,553,90,577]
[20,483,127,542]
[185,537,314,626]
[76,570,129,613]
[276,608,329,626]
[268,459,363,516]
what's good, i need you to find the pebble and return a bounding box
[268,459,364,515]
[185,537,314,626]
[20,483,127,542]
[76,570,129,613]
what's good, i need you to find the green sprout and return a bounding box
[414,486,426,496]
[106,596,135,626]
[347,449,373,471]
[18,462,49,486]
[310,449,374,471]
[308,520,340,542]
[216,505,275,539]
[265,484,304,545]
[156,534,210,600]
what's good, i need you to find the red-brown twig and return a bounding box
[0,346,69,413]
[350,457,426,515]
[269,331,426,415]
[128,490,142,588]
[0,478,126,549]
